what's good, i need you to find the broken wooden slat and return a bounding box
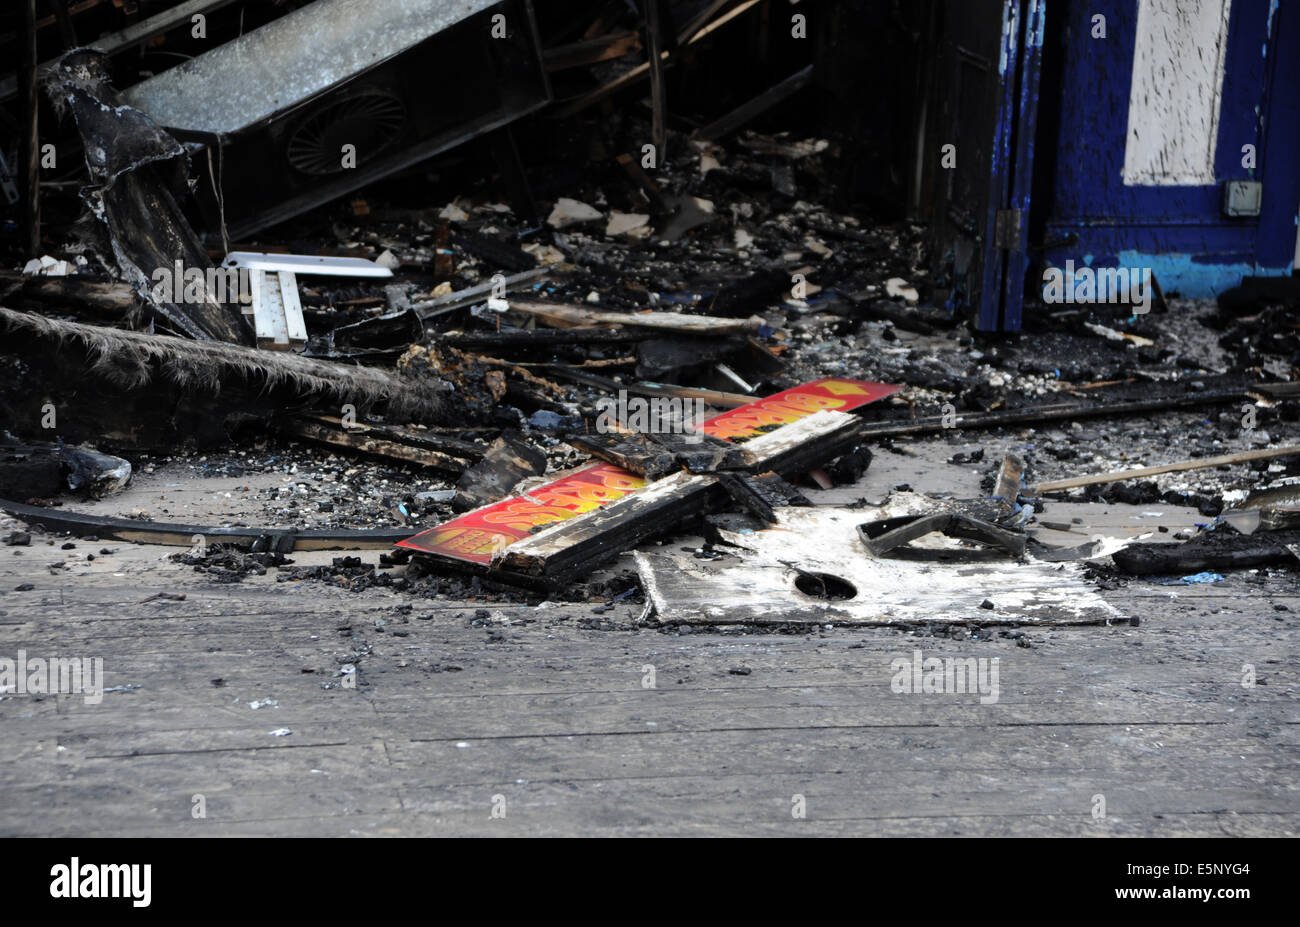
[252,269,307,351]
[655,430,750,473]
[436,327,648,350]
[568,430,748,478]
[565,432,678,479]
[857,388,1250,439]
[309,416,487,461]
[715,471,777,524]
[279,419,470,476]
[509,300,762,336]
[1032,445,1300,494]
[278,271,308,347]
[541,365,756,408]
[409,267,548,320]
[492,410,864,584]
[251,268,286,349]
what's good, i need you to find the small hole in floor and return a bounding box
[793,572,857,600]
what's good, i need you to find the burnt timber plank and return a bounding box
[279,418,469,476]
[453,436,547,512]
[0,498,410,549]
[567,430,747,478]
[308,415,488,461]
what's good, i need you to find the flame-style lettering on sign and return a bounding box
[397,379,900,565]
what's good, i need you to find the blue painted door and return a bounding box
[926,0,1046,331]
[1040,0,1300,298]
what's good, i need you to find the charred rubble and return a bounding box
[2,0,1299,622]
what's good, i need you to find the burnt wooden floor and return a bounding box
[1,527,1296,837]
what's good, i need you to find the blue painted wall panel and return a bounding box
[1038,0,1298,298]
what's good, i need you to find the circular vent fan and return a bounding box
[286,89,406,176]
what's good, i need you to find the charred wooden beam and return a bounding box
[453,436,547,512]
[19,0,40,257]
[436,327,648,351]
[568,429,748,478]
[541,365,755,408]
[696,64,813,141]
[278,419,470,476]
[644,0,668,157]
[1031,446,1300,494]
[858,513,1027,559]
[1113,530,1300,575]
[307,416,488,462]
[715,471,777,524]
[0,498,409,550]
[0,271,140,320]
[508,300,762,336]
[858,388,1251,440]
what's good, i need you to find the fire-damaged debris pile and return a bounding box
[3,0,1300,629]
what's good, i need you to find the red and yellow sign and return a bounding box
[397,378,900,565]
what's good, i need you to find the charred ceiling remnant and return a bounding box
[122,0,551,239]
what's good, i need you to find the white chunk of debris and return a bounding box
[734,228,755,249]
[1084,322,1154,347]
[24,255,75,276]
[375,249,401,270]
[886,277,919,302]
[547,197,603,229]
[606,211,651,238]
[805,237,832,257]
[438,201,469,221]
[522,242,566,265]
